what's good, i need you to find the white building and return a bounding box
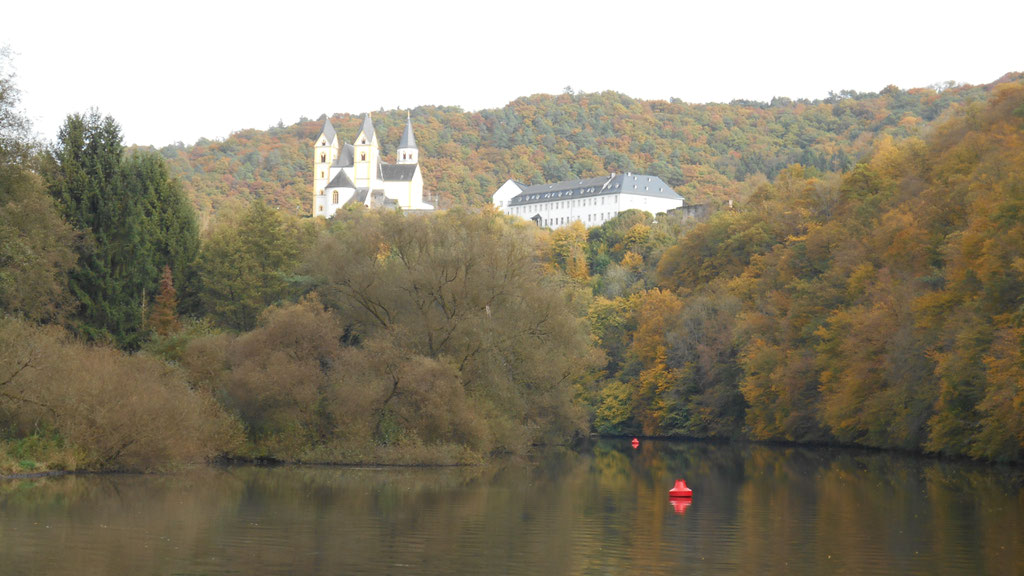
[493,173,684,228]
[313,112,433,217]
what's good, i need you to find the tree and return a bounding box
[148,265,180,336]
[197,201,302,331]
[306,209,599,450]
[46,111,196,349]
[0,51,76,321]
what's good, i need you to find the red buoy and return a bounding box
[669,479,693,498]
[631,437,640,449]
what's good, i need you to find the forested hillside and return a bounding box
[4,44,1023,473]
[580,80,1024,461]
[150,76,1020,218]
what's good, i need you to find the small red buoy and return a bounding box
[631,437,640,449]
[669,479,693,498]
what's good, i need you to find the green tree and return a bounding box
[197,201,301,331]
[46,111,197,348]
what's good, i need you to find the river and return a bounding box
[1,440,1021,574]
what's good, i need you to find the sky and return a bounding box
[3,0,1022,148]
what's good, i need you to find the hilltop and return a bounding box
[143,74,1021,220]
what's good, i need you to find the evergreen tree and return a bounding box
[198,201,300,331]
[148,265,179,335]
[46,112,199,349]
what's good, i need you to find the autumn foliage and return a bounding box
[585,81,1024,461]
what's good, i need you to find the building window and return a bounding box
[320,153,326,163]
[320,171,324,178]
[332,190,339,203]
[360,153,366,161]
[361,138,366,144]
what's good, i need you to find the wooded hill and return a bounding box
[149,75,1023,218]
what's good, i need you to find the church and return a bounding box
[313,113,433,217]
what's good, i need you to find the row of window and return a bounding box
[542,212,615,227]
[515,196,609,210]
[510,195,617,216]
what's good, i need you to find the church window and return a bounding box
[361,138,366,144]
[320,153,326,163]
[361,153,366,161]
[333,191,339,203]
[320,171,324,178]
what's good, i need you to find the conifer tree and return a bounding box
[46,112,199,349]
[148,265,180,335]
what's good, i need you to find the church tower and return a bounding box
[352,113,379,190]
[397,111,418,165]
[313,117,339,202]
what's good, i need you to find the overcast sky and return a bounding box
[4,0,1021,148]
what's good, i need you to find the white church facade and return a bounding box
[313,113,433,217]
[493,173,684,229]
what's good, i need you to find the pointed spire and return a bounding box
[399,111,417,150]
[318,115,337,143]
[357,113,375,144]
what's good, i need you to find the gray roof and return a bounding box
[333,143,355,168]
[507,173,682,207]
[326,170,355,189]
[351,188,369,205]
[318,117,337,143]
[381,163,417,182]
[399,114,417,149]
[371,190,399,209]
[356,114,375,144]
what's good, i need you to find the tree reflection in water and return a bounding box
[0,442,1021,575]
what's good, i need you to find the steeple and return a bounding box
[317,116,337,145]
[355,113,375,145]
[313,114,341,215]
[352,113,380,190]
[397,111,418,165]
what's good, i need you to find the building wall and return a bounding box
[382,168,424,209]
[314,187,355,218]
[313,136,338,204]
[500,192,683,229]
[492,180,524,210]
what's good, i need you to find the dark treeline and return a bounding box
[152,75,1018,216]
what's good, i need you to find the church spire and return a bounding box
[356,112,375,145]
[317,115,337,144]
[399,111,417,149]
[397,111,418,165]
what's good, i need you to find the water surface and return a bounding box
[1,441,1021,574]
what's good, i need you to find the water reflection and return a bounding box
[0,442,1021,575]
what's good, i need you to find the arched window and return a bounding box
[332,190,339,203]
[360,153,366,161]
[320,153,326,163]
